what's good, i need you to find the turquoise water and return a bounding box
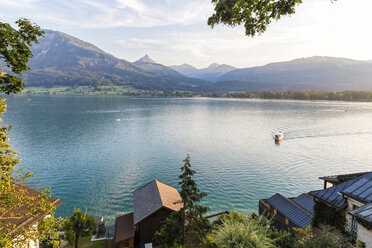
[4,95,372,226]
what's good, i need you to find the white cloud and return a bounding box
[2,0,372,68]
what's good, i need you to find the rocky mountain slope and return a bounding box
[24,30,207,92]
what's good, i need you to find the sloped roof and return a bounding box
[114,212,134,243]
[267,193,312,228]
[349,203,372,226]
[292,193,315,214]
[341,175,372,204]
[133,180,182,224]
[310,172,372,209]
[319,172,370,182]
[2,184,63,236]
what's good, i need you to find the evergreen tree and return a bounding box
[154,155,210,247]
[64,208,96,248]
[179,155,210,247]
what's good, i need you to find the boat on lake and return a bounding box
[275,133,284,144]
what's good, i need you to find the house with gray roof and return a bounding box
[259,192,314,231]
[114,179,182,248]
[310,171,372,247]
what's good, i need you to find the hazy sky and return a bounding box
[1,0,372,68]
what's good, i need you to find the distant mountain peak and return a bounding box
[135,54,156,64]
[208,63,220,68]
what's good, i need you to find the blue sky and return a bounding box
[1,0,372,68]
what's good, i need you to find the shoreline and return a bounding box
[10,87,372,103]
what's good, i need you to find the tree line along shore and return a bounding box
[23,86,372,102]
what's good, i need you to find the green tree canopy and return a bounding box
[208,0,303,37]
[0,18,43,94]
[0,18,61,248]
[64,208,96,248]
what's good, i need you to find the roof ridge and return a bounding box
[155,180,166,207]
[288,194,313,217]
[155,179,179,189]
[273,193,312,217]
[134,179,157,192]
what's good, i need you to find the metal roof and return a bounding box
[310,172,372,209]
[267,193,312,228]
[349,203,372,226]
[341,176,372,204]
[133,180,182,225]
[319,171,370,182]
[292,193,314,214]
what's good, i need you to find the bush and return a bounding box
[294,224,353,248]
[312,201,346,230]
[210,212,290,248]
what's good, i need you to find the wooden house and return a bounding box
[133,180,182,247]
[259,193,314,231]
[114,213,134,248]
[114,179,182,248]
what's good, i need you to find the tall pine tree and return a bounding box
[154,155,210,247]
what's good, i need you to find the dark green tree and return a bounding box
[208,0,304,37]
[64,208,96,248]
[179,155,210,247]
[154,155,210,247]
[0,18,43,94]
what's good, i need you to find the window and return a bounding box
[285,218,289,225]
[273,209,277,215]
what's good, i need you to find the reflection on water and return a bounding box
[4,95,372,226]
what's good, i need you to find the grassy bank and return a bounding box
[23,85,161,95]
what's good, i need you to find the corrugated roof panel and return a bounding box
[366,193,372,202]
[322,186,337,200]
[267,193,312,228]
[352,181,372,196]
[293,193,314,214]
[359,187,372,199]
[341,173,372,203]
[343,178,369,194]
[311,172,372,209]
[350,203,372,225]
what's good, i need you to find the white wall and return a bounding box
[357,223,372,248]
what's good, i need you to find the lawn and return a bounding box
[64,236,112,248]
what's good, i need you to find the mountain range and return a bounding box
[216,56,372,91]
[22,29,372,93]
[24,30,207,92]
[170,63,236,82]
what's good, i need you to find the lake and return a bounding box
[4,95,372,226]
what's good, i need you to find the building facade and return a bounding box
[311,171,372,247]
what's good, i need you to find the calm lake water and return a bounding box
[4,95,372,226]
